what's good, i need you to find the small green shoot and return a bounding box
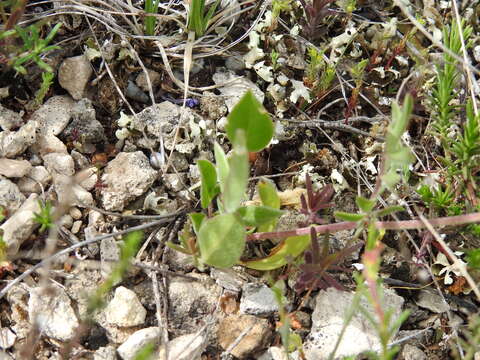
[33,200,54,233]
[35,71,54,105]
[2,22,62,75]
[144,0,160,36]
[187,0,221,38]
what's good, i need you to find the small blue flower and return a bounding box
[185,98,199,108]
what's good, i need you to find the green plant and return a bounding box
[0,21,61,105]
[0,22,62,75]
[272,0,292,18]
[144,0,160,36]
[33,199,54,233]
[170,90,281,269]
[187,0,221,38]
[270,49,280,71]
[430,20,472,147]
[35,71,54,105]
[305,47,336,95]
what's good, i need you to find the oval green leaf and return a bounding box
[334,211,365,222]
[241,234,310,270]
[226,90,274,152]
[237,205,283,227]
[198,213,246,268]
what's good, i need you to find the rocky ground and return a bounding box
[1,0,480,359]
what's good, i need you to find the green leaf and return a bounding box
[197,159,219,209]
[375,205,404,217]
[226,91,274,152]
[355,196,375,213]
[466,248,480,269]
[223,131,249,213]
[258,180,280,209]
[198,214,246,268]
[237,205,283,227]
[241,234,310,270]
[189,212,206,235]
[334,211,365,222]
[214,142,229,193]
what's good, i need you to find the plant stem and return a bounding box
[247,212,480,241]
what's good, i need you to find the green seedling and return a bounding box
[271,0,292,18]
[35,71,54,105]
[33,199,54,233]
[144,0,160,36]
[187,0,221,38]
[305,47,336,96]
[0,22,62,75]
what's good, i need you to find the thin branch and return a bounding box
[247,212,480,241]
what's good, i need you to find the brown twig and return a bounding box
[247,212,480,241]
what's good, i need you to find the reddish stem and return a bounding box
[247,212,480,241]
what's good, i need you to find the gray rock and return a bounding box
[0,104,23,130]
[218,314,272,359]
[168,274,222,334]
[400,344,427,360]
[94,345,117,360]
[415,290,450,313]
[135,69,161,92]
[240,283,278,317]
[30,95,74,136]
[304,287,404,360]
[0,176,26,215]
[158,332,206,360]
[62,99,106,147]
[42,152,75,176]
[103,287,147,327]
[0,120,38,158]
[125,80,149,103]
[210,268,246,292]
[58,55,92,100]
[117,327,160,360]
[132,101,181,138]
[212,71,264,112]
[225,54,246,72]
[0,159,31,178]
[6,285,30,339]
[163,246,195,272]
[101,151,158,211]
[28,283,79,341]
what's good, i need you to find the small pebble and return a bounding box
[71,220,82,234]
[69,207,82,220]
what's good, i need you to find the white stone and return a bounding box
[158,333,206,360]
[53,174,95,208]
[31,133,68,155]
[58,55,92,100]
[0,120,38,158]
[400,344,427,360]
[117,327,160,360]
[104,287,146,327]
[304,287,404,360]
[0,328,16,349]
[94,345,117,360]
[0,104,23,130]
[101,152,158,211]
[17,166,52,194]
[0,176,26,214]
[240,283,278,316]
[42,152,75,176]
[28,283,79,342]
[0,159,32,178]
[257,347,300,360]
[30,95,74,136]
